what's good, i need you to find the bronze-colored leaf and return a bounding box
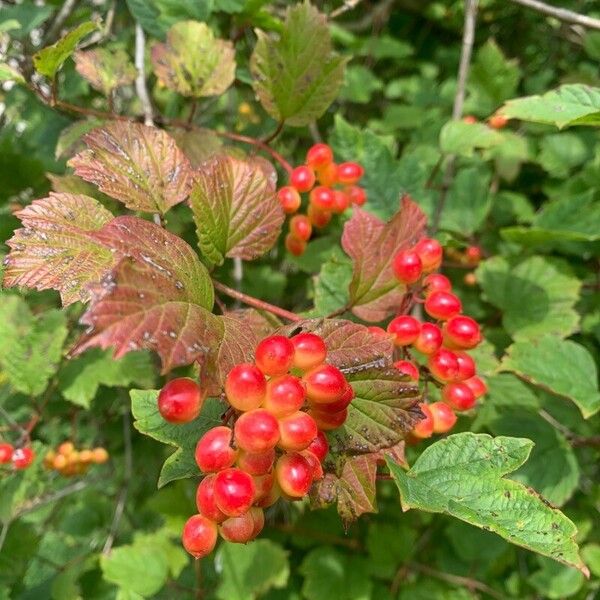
[74,47,136,96]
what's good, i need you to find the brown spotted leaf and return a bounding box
[342,196,427,322]
[68,122,192,214]
[3,193,116,305]
[151,21,235,98]
[190,154,284,266]
[74,47,136,96]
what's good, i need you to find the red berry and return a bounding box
[307,204,332,228]
[393,360,419,381]
[214,468,256,517]
[249,506,265,538]
[278,411,318,452]
[387,315,421,346]
[443,316,481,349]
[423,273,452,296]
[414,238,443,273]
[290,165,315,192]
[463,115,477,124]
[424,291,462,320]
[12,447,34,469]
[367,325,388,338]
[306,430,329,462]
[428,349,460,382]
[196,475,227,523]
[412,403,434,439]
[392,250,423,284]
[463,376,487,399]
[236,448,275,475]
[255,335,295,376]
[291,332,327,371]
[320,383,354,413]
[306,143,333,168]
[0,443,14,464]
[465,245,482,263]
[263,374,306,418]
[316,162,338,187]
[308,407,347,431]
[300,450,324,480]
[253,472,275,503]
[303,364,347,405]
[429,402,457,433]
[275,453,313,498]
[254,475,280,508]
[277,186,301,214]
[290,215,312,242]
[195,426,237,473]
[454,351,476,381]
[332,190,350,213]
[220,511,255,543]
[346,185,366,206]
[412,322,443,355]
[285,233,306,256]
[309,186,335,211]
[225,364,267,412]
[157,378,204,424]
[442,382,476,411]
[337,162,364,184]
[182,514,218,559]
[488,114,508,129]
[234,409,280,453]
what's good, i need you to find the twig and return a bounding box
[510,0,600,31]
[212,280,301,322]
[261,121,284,144]
[14,480,90,518]
[539,409,600,448]
[44,0,80,43]
[0,406,26,436]
[79,0,117,49]
[232,257,243,309]
[330,0,364,18]
[0,521,10,554]
[134,24,154,126]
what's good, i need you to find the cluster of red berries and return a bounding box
[277,143,366,256]
[383,237,487,442]
[0,442,35,470]
[157,333,353,559]
[43,441,109,476]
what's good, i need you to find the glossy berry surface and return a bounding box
[234,409,280,453]
[255,335,295,376]
[290,165,315,192]
[278,411,318,452]
[291,333,327,371]
[465,245,482,262]
[182,514,218,559]
[464,376,488,399]
[0,443,14,464]
[332,190,350,213]
[220,512,255,543]
[303,364,347,404]
[442,382,477,411]
[428,348,460,382]
[309,186,335,211]
[392,250,423,284]
[195,426,236,473]
[387,315,421,346]
[300,450,324,480]
[346,185,366,206]
[394,360,419,381]
[454,351,476,381]
[275,453,313,498]
[443,316,481,349]
[412,322,443,355]
[285,233,306,256]
[213,468,256,517]
[263,374,306,418]
[412,403,434,439]
[424,291,462,320]
[277,186,301,214]
[337,162,364,184]
[157,378,203,424]
[423,273,452,296]
[308,407,348,431]
[430,402,457,433]
[306,143,333,168]
[307,204,332,228]
[290,215,312,242]
[306,430,329,462]
[236,448,275,476]
[322,383,354,413]
[196,475,227,523]
[414,237,443,272]
[12,447,35,469]
[225,363,267,412]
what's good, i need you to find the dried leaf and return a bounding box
[74,47,136,96]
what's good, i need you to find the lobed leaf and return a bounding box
[69,122,193,214]
[74,47,136,96]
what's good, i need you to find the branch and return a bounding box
[44,0,80,43]
[510,0,600,31]
[212,280,301,322]
[330,0,365,19]
[134,24,154,126]
[14,480,91,519]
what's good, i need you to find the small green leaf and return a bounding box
[499,336,600,418]
[0,63,25,84]
[439,121,504,157]
[528,557,585,600]
[33,22,98,79]
[386,433,588,575]
[312,257,352,317]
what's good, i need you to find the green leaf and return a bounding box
[0,63,25,84]
[126,0,213,38]
[215,540,290,600]
[33,22,98,79]
[386,433,588,575]
[476,256,581,340]
[131,389,223,486]
[340,65,383,104]
[439,121,504,157]
[499,336,600,419]
[537,132,590,177]
[0,295,67,396]
[151,21,235,98]
[528,557,585,600]
[581,544,600,578]
[500,84,600,129]
[74,48,136,96]
[58,349,155,408]
[191,155,284,265]
[0,4,54,39]
[250,2,347,126]
[312,257,352,317]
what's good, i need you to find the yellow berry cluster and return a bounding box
[44,441,109,476]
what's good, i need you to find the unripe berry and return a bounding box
[316,162,338,187]
[182,514,218,559]
[255,335,295,376]
[213,468,256,517]
[392,250,423,284]
[263,374,306,418]
[320,383,354,413]
[412,403,434,439]
[300,450,324,480]
[219,511,255,543]
[332,190,350,213]
[0,443,14,464]
[277,186,301,214]
[58,441,74,455]
[291,333,327,371]
[424,291,462,321]
[12,447,34,469]
[91,447,109,464]
[423,273,452,296]
[195,426,236,473]
[346,185,366,206]
[306,143,333,168]
[488,114,508,129]
[442,382,476,411]
[275,453,313,498]
[387,315,421,346]
[79,449,93,464]
[289,215,312,242]
[464,272,477,286]
[308,407,348,431]
[429,402,457,433]
[53,454,68,470]
[236,448,275,475]
[303,364,347,405]
[309,186,335,211]
[463,376,487,399]
[443,316,481,349]
[414,238,443,273]
[157,378,204,424]
[234,409,280,453]
[278,411,318,452]
[337,162,364,184]
[306,430,329,462]
[454,351,476,381]
[225,363,267,412]
[196,475,228,523]
[307,204,332,228]
[285,233,306,256]
[428,348,460,382]
[393,360,419,381]
[463,115,477,124]
[290,165,315,192]
[412,322,443,355]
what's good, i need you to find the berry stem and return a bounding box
[260,120,285,145]
[212,280,301,322]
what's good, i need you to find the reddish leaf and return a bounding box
[342,196,427,322]
[69,122,192,214]
[3,193,116,305]
[74,48,136,95]
[190,154,284,265]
